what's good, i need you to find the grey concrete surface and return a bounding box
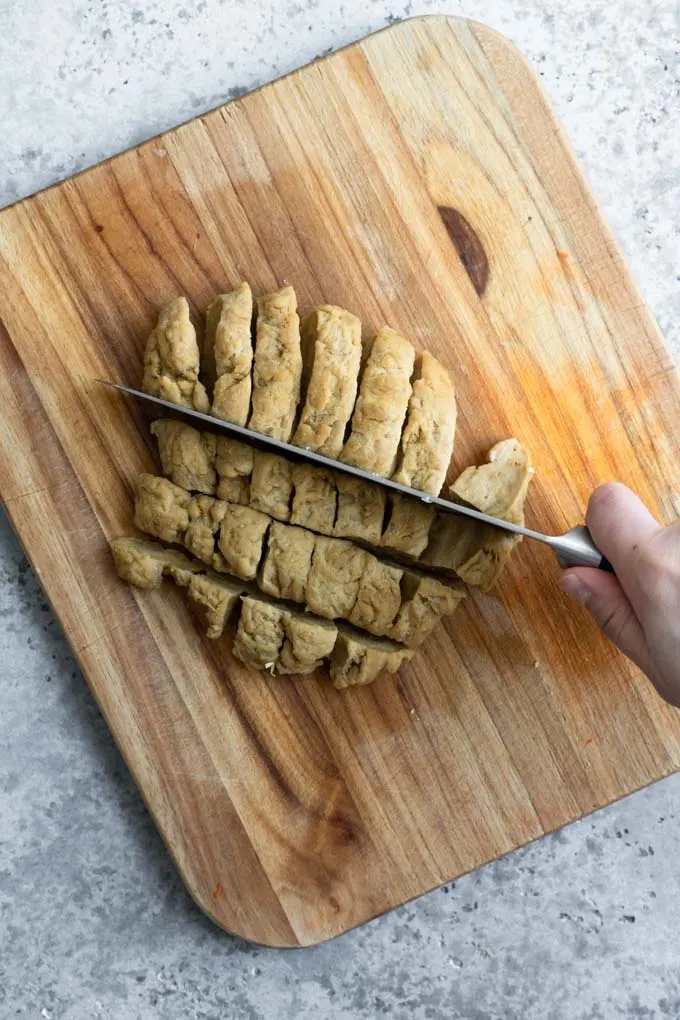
[1,1,680,1017]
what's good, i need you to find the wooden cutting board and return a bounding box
[1,16,679,947]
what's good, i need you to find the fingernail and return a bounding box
[559,574,591,604]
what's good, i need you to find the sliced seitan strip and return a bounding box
[184,495,228,564]
[390,573,466,648]
[142,297,209,411]
[248,285,302,441]
[259,521,315,603]
[330,628,414,690]
[380,494,435,558]
[290,463,337,534]
[204,282,253,426]
[151,419,217,495]
[340,327,414,476]
[392,351,456,495]
[306,535,369,621]
[215,436,253,505]
[348,557,403,636]
[134,473,191,544]
[110,537,202,590]
[250,452,293,521]
[277,610,338,675]
[293,305,362,457]
[333,474,386,545]
[422,439,533,590]
[187,571,246,639]
[233,595,286,669]
[215,503,270,580]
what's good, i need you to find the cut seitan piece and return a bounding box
[184,495,228,564]
[392,351,456,495]
[333,474,386,545]
[151,419,217,495]
[348,557,403,636]
[290,463,337,534]
[330,628,414,690]
[259,521,315,603]
[233,595,285,669]
[215,503,270,580]
[215,436,253,505]
[380,494,435,558]
[110,537,202,590]
[204,282,253,426]
[248,285,302,441]
[187,571,246,639]
[134,473,191,544]
[340,327,415,476]
[422,439,533,591]
[390,573,466,648]
[306,535,369,621]
[277,611,338,675]
[141,297,209,411]
[292,305,362,457]
[250,452,293,521]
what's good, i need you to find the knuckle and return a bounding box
[598,604,632,647]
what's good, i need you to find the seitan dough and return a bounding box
[293,305,362,457]
[215,437,253,505]
[348,557,403,636]
[305,535,368,620]
[290,463,337,534]
[248,286,302,441]
[250,452,293,521]
[380,494,435,558]
[330,628,414,689]
[333,474,386,545]
[215,503,270,580]
[110,537,202,590]
[277,611,338,675]
[184,495,228,564]
[187,571,246,639]
[151,419,217,495]
[390,573,466,648]
[392,351,456,495]
[340,327,414,476]
[233,596,285,669]
[259,521,315,603]
[204,282,253,426]
[142,297,209,411]
[134,474,191,544]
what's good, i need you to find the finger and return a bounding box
[560,567,654,677]
[586,483,661,573]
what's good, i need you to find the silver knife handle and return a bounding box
[550,525,612,571]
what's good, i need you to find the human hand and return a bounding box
[559,483,680,706]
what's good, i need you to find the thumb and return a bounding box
[560,567,654,676]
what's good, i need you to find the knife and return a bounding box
[99,380,611,571]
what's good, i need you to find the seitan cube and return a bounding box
[277,610,338,675]
[293,305,362,457]
[215,436,253,505]
[330,628,414,689]
[305,535,368,620]
[151,419,217,495]
[392,351,456,495]
[141,297,209,411]
[333,473,386,545]
[204,282,253,426]
[348,557,403,636]
[184,495,228,564]
[340,327,414,476]
[110,537,202,590]
[233,595,285,669]
[290,463,337,534]
[390,573,466,648]
[215,503,270,580]
[380,494,435,558]
[259,521,315,603]
[250,452,293,521]
[248,286,302,441]
[133,473,191,544]
[187,571,246,639]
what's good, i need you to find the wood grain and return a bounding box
[1,16,679,946]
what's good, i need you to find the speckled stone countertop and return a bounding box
[2,2,680,1018]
